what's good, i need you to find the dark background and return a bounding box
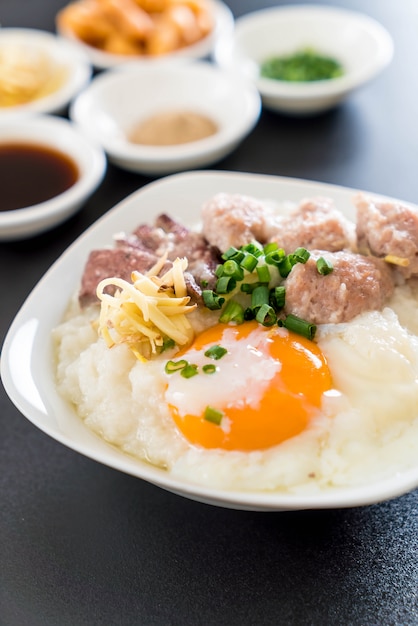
[1,1,418,625]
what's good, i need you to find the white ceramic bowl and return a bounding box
[214,4,394,115]
[56,0,233,70]
[70,62,261,175]
[0,28,92,117]
[0,115,106,240]
[3,170,418,511]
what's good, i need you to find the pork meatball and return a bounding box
[284,250,395,324]
[355,193,418,279]
[267,196,356,254]
[201,193,274,252]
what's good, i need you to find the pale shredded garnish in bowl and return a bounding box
[96,255,196,359]
[0,43,65,107]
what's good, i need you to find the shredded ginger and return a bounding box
[96,255,196,360]
[0,43,65,107]
[384,254,410,268]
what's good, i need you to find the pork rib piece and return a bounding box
[79,214,221,307]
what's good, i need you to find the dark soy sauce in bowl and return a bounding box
[0,143,79,212]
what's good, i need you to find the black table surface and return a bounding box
[1,1,418,624]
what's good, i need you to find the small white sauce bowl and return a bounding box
[214,4,394,115]
[0,28,92,117]
[56,0,233,70]
[0,115,106,241]
[69,62,261,175]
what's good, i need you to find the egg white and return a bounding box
[164,325,282,423]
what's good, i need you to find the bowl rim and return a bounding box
[0,114,106,228]
[69,61,261,165]
[56,0,234,69]
[214,3,394,100]
[0,27,92,116]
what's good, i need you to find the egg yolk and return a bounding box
[165,321,333,452]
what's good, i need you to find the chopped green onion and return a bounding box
[204,345,228,360]
[292,247,310,264]
[242,242,263,257]
[263,241,279,255]
[255,303,277,326]
[200,279,208,288]
[202,290,225,310]
[165,359,188,374]
[240,282,252,294]
[256,264,271,283]
[265,248,286,267]
[222,259,239,275]
[222,259,244,280]
[222,247,245,263]
[270,285,286,310]
[216,260,244,281]
[279,314,317,340]
[240,252,258,272]
[219,299,245,324]
[221,246,237,258]
[216,275,237,294]
[251,284,270,310]
[204,242,320,335]
[316,256,334,275]
[222,246,239,259]
[240,281,262,294]
[244,307,255,321]
[161,337,175,352]
[202,364,217,374]
[277,255,294,278]
[260,48,344,83]
[181,363,199,378]
[204,406,224,425]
